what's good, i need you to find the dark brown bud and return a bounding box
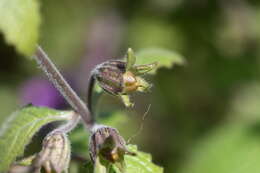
[89,125,135,163]
[92,60,126,95]
[32,132,71,173]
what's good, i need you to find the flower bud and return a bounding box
[89,125,135,163]
[32,132,71,173]
[92,60,126,95]
[91,48,157,107]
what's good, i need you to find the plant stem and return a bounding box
[87,74,95,114]
[33,46,94,129]
[52,111,81,133]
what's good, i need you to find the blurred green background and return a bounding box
[1,0,260,172]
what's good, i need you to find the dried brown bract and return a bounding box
[31,131,71,173]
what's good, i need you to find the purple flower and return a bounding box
[19,77,66,109]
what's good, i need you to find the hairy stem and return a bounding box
[33,46,94,129]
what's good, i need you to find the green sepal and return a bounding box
[126,48,136,71]
[132,62,158,75]
[119,95,134,108]
[136,77,151,92]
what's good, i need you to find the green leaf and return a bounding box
[136,48,185,74]
[113,145,163,173]
[0,0,40,56]
[0,106,73,172]
[179,122,260,173]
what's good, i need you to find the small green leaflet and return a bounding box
[0,106,73,172]
[0,0,40,57]
[136,48,185,74]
